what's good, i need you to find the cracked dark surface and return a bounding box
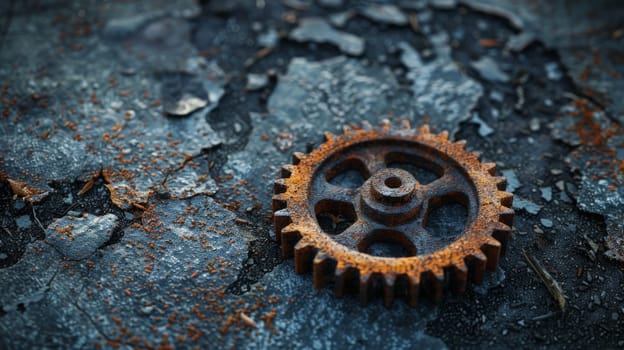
[1,0,623,349]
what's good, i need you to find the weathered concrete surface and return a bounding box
[0,195,250,348]
[1,0,624,349]
[46,213,118,260]
[462,0,624,122]
[0,0,224,208]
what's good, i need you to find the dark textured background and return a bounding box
[0,0,623,348]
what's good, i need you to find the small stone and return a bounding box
[540,187,552,202]
[550,169,562,175]
[257,28,279,48]
[489,90,504,102]
[45,213,118,260]
[161,73,209,116]
[555,180,565,191]
[502,169,520,193]
[360,4,409,26]
[513,197,542,215]
[139,306,154,315]
[540,218,553,228]
[470,113,494,137]
[16,215,32,230]
[613,312,620,321]
[274,132,294,152]
[246,73,269,91]
[545,62,562,80]
[234,123,243,133]
[529,118,540,131]
[289,18,365,56]
[329,11,355,27]
[471,56,510,83]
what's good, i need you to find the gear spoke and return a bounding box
[420,172,467,203]
[393,221,433,254]
[363,153,387,176]
[312,178,359,205]
[333,220,370,250]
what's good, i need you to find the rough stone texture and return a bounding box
[470,56,510,83]
[1,0,624,349]
[222,56,412,223]
[46,213,118,260]
[239,263,447,349]
[551,99,624,260]
[360,4,409,26]
[462,0,624,122]
[0,1,225,206]
[0,195,249,349]
[399,38,484,136]
[289,18,365,55]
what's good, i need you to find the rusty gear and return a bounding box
[272,122,514,306]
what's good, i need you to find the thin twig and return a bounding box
[524,250,566,311]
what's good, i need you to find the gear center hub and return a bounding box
[360,168,422,226]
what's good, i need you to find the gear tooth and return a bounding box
[438,130,449,140]
[497,191,514,208]
[334,264,357,297]
[273,208,291,242]
[342,124,352,133]
[280,223,301,257]
[383,274,397,307]
[465,252,487,284]
[292,152,305,165]
[419,124,430,134]
[272,193,288,211]
[482,162,497,175]
[491,221,512,256]
[359,272,372,306]
[400,119,411,130]
[450,263,469,295]
[406,274,420,307]
[294,239,317,274]
[454,139,467,150]
[498,207,514,226]
[323,132,336,143]
[274,178,287,194]
[281,165,295,178]
[334,263,347,297]
[472,151,482,159]
[494,176,507,190]
[481,238,502,272]
[313,252,334,289]
[423,270,444,303]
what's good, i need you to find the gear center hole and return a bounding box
[384,176,402,189]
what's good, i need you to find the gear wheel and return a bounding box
[272,122,514,306]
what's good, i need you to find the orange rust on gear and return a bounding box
[272,122,514,306]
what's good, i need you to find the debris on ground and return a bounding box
[524,250,566,311]
[289,17,365,55]
[46,213,118,260]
